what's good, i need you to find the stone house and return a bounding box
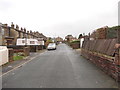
[0,23,14,46]
[56,37,63,42]
[65,35,77,42]
[1,22,47,46]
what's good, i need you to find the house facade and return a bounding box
[65,35,77,42]
[0,22,47,47]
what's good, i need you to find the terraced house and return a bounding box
[0,22,47,47]
[0,22,47,63]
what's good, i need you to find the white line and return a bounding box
[1,53,41,77]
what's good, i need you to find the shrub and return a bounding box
[70,40,80,43]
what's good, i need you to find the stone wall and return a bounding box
[8,48,14,62]
[30,46,38,52]
[24,47,30,56]
[70,43,80,49]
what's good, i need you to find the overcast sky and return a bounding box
[0,0,119,38]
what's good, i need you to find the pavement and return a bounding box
[2,50,46,75]
[2,44,119,88]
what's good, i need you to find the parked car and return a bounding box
[47,43,56,50]
[59,42,62,44]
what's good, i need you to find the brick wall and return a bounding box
[81,39,120,81]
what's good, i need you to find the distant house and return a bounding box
[65,35,77,41]
[56,37,63,42]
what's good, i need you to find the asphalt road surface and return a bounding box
[2,44,119,88]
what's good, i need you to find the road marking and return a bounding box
[1,52,44,77]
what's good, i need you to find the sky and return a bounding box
[0,0,119,39]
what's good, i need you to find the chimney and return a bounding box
[24,28,26,33]
[16,24,19,30]
[11,22,14,29]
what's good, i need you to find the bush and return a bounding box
[70,40,80,43]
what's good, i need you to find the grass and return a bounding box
[13,53,25,61]
[2,53,25,66]
[13,55,24,61]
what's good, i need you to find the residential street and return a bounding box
[2,44,118,88]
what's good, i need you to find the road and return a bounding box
[2,44,118,88]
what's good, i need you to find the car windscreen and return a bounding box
[48,43,55,46]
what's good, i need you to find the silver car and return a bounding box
[47,43,56,50]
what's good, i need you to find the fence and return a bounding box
[82,39,117,57]
[81,39,120,81]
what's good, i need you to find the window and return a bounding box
[22,40,25,43]
[30,41,35,44]
[0,28,4,35]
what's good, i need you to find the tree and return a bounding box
[78,34,83,39]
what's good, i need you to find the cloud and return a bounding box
[0,0,119,38]
[0,0,13,11]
